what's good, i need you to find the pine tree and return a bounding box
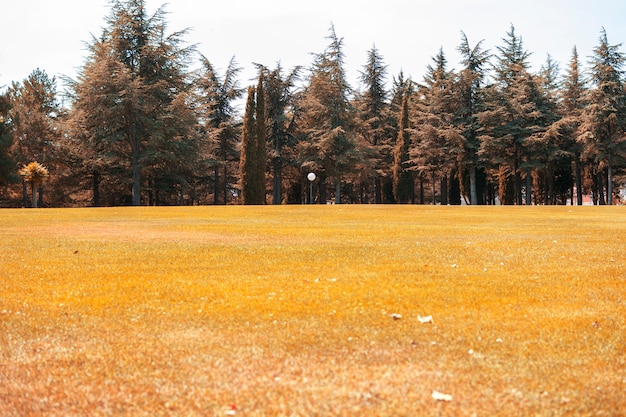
[357,46,390,203]
[559,47,587,205]
[298,24,358,204]
[0,93,15,188]
[578,28,626,205]
[262,64,300,205]
[533,54,568,205]
[456,32,490,204]
[196,56,243,204]
[412,48,461,204]
[479,25,544,204]
[69,0,194,206]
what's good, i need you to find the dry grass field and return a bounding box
[0,205,625,416]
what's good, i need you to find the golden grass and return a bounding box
[0,205,625,416]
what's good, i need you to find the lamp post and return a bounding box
[307,172,316,204]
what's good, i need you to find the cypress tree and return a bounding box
[240,86,257,205]
[255,72,267,204]
[392,92,413,203]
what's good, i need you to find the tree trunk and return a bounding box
[31,182,38,208]
[546,169,557,206]
[93,171,101,207]
[431,171,437,205]
[213,165,220,205]
[525,169,532,205]
[575,159,583,206]
[515,171,522,205]
[22,181,29,207]
[374,173,381,204]
[223,165,228,205]
[440,174,448,205]
[335,179,341,204]
[318,173,326,204]
[272,157,282,205]
[469,165,478,205]
[449,169,461,205]
[597,169,605,205]
[606,162,613,206]
[132,146,141,206]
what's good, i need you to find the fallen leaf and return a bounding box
[418,315,433,324]
[432,390,453,402]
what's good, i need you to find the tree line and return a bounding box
[1,0,625,207]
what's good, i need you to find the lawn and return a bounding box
[0,205,625,416]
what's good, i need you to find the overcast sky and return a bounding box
[2,0,625,100]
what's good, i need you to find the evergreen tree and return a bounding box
[392,92,413,203]
[412,48,460,204]
[240,86,257,204]
[386,71,413,202]
[262,63,300,205]
[479,25,544,204]
[69,0,194,206]
[578,28,626,205]
[239,72,267,205]
[196,56,243,204]
[255,72,267,203]
[298,24,358,204]
[0,93,15,188]
[357,46,390,203]
[8,69,60,206]
[533,54,570,205]
[558,47,587,205]
[456,32,490,204]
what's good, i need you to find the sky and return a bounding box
[2,0,626,104]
